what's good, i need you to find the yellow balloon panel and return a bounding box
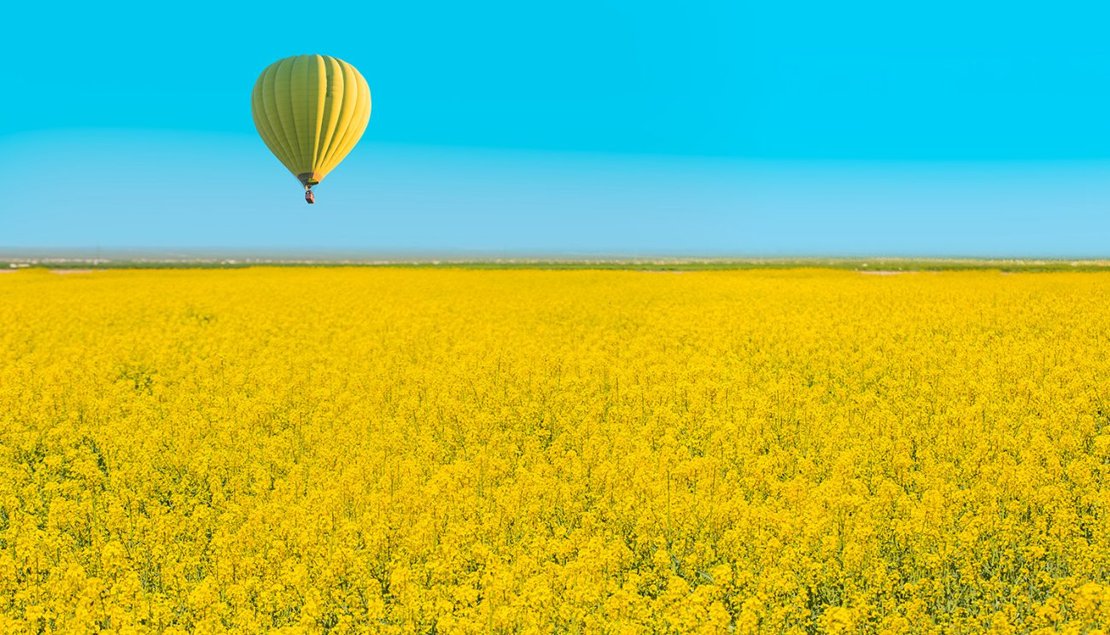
[251,55,371,187]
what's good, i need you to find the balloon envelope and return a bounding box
[251,54,371,192]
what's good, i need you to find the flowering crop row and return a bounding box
[0,268,1107,633]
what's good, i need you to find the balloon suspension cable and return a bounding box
[305,185,316,205]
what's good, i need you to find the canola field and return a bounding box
[0,267,1108,634]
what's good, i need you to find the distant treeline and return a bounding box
[3,259,1110,272]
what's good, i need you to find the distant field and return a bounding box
[1,268,1108,632]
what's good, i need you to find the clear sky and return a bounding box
[3,0,1110,256]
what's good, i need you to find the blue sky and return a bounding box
[3,0,1110,256]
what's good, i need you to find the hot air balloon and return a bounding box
[251,55,371,204]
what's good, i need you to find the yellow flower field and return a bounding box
[0,267,1108,633]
